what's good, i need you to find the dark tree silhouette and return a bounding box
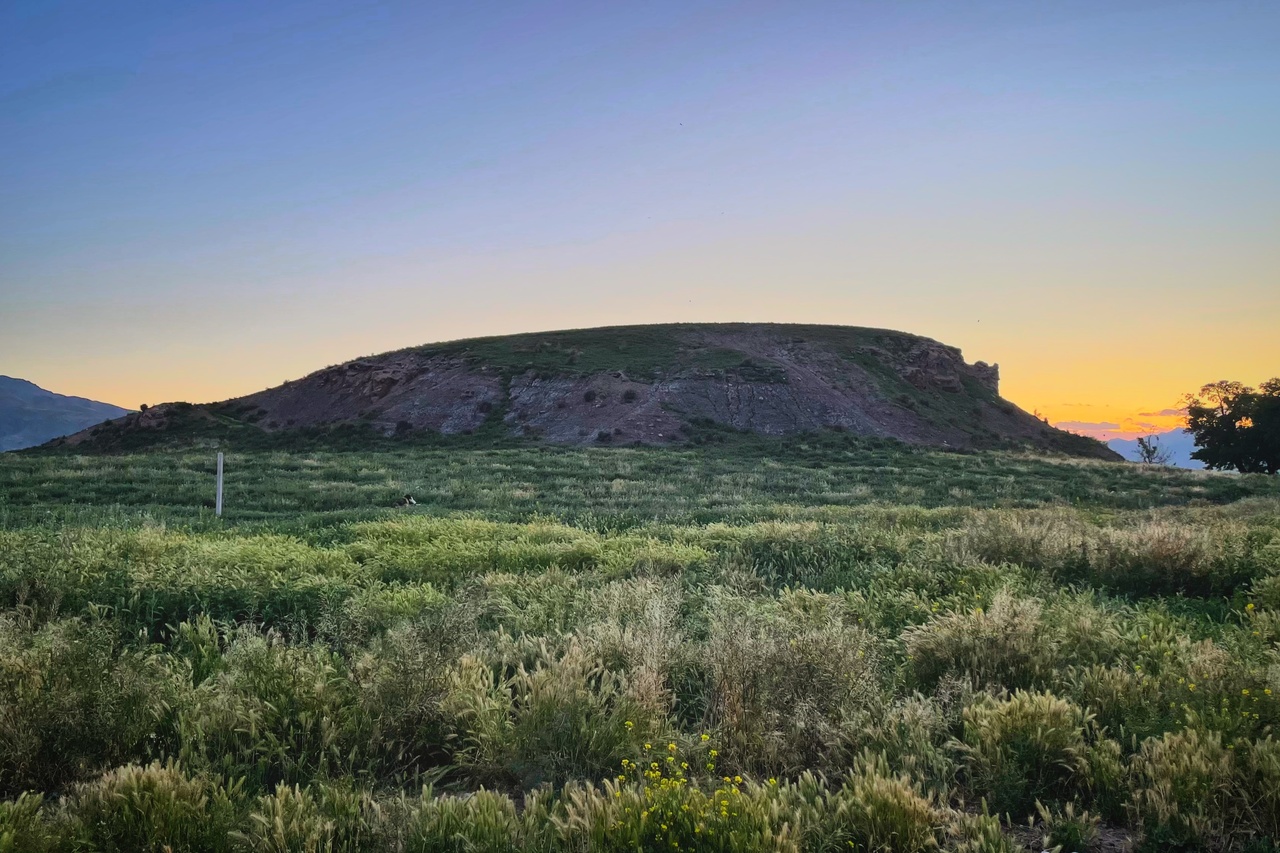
[1184,379,1280,474]
[1135,435,1173,465]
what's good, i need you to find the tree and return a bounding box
[1135,435,1173,465]
[1183,378,1280,474]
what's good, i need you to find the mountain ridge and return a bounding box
[1108,428,1204,469]
[45,323,1119,459]
[0,376,131,452]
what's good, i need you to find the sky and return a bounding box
[2,0,1278,442]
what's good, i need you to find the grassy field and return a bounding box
[2,436,1280,851]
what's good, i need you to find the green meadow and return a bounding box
[2,436,1280,851]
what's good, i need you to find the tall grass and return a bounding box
[1,443,1279,849]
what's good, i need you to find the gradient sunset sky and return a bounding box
[3,1,1277,441]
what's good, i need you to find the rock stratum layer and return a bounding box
[50,323,1117,459]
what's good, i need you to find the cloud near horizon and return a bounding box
[1044,397,1195,441]
[1055,421,1121,431]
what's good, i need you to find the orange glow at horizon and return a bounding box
[1043,408,1187,442]
[5,207,1277,438]
[4,2,1278,436]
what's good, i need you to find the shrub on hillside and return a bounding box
[951,511,1276,597]
[1128,726,1235,850]
[353,611,476,779]
[176,629,368,791]
[782,756,947,852]
[65,761,240,853]
[1040,591,1128,669]
[1066,664,1173,745]
[317,582,452,652]
[577,577,687,718]
[1126,730,1280,851]
[348,518,608,586]
[956,690,1122,819]
[703,589,884,775]
[0,615,170,798]
[949,808,1023,853]
[948,510,1093,581]
[1237,736,1280,842]
[1034,801,1100,853]
[862,693,963,798]
[443,640,653,791]
[395,786,525,853]
[0,794,57,853]
[234,782,389,853]
[1252,572,1280,611]
[707,521,914,590]
[468,569,593,638]
[1088,521,1272,597]
[549,775,784,853]
[904,590,1049,690]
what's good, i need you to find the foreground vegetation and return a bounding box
[2,437,1280,851]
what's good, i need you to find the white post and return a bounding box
[215,452,224,517]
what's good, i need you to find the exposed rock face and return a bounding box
[248,356,506,434]
[49,323,1118,459]
[871,341,997,395]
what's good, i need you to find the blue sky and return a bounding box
[2,0,1277,431]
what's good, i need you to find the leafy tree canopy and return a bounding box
[1184,378,1280,474]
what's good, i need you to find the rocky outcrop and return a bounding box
[970,361,1000,394]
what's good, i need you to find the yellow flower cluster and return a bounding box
[608,730,753,845]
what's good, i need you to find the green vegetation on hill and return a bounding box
[2,440,1279,851]
[415,323,894,381]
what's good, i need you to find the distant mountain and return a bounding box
[1108,428,1204,469]
[0,376,131,452]
[49,323,1119,460]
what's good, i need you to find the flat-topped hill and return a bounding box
[48,323,1116,459]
